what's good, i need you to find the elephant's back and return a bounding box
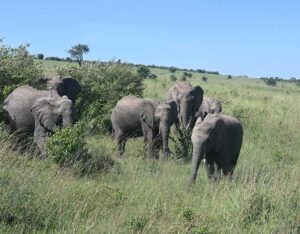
[3,86,48,132]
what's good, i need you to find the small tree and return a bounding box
[37,53,44,60]
[67,44,90,66]
[169,66,177,73]
[137,66,151,79]
[202,76,208,82]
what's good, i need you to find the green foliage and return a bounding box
[148,73,157,79]
[243,193,275,225]
[261,77,277,86]
[228,75,232,79]
[127,215,149,232]
[202,76,208,81]
[181,75,187,81]
[137,65,151,78]
[57,61,144,133]
[169,66,177,73]
[170,74,177,81]
[67,43,89,66]
[0,42,43,112]
[184,72,193,78]
[170,128,193,160]
[46,123,87,166]
[36,53,44,60]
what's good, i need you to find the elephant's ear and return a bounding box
[139,103,155,128]
[215,118,226,152]
[31,97,56,132]
[50,77,81,103]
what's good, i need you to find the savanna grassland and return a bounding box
[0,60,299,233]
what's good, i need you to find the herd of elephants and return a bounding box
[2,77,243,186]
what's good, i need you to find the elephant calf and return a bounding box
[196,96,222,120]
[189,113,243,186]
[111,96,160,158]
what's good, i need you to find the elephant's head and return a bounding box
[196,97,222,120]
[189,114,225,184]
[49,77,81,104]
[154,101,178,158]
[31,95,73,133]
[176,86,203,129]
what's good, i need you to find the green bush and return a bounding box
[228,75,232,79]
[137,65,151,78]
[202,76,208,82]
[148,73,157,79]
[169,66,177,73]
[170,74,177,81]
[57,61,144,133]
[0,41,43,120]
[170,128,193,160]
[46,123,87,166]
[36,53,44,60]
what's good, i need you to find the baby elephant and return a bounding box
[196,96,222,120]
[111,96,159,158]
[189,113,243,186]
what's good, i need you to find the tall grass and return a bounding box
[0,63,299,233]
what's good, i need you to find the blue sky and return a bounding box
[1,0,299,78]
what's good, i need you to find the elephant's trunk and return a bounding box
[160,122,170,159]
[189,143,205,187]
[180,103,190,129]
[62,114,73,128]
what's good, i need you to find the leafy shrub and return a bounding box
[184,72,192,78]
[46,123,87,166]
[228,75,232,79]
[170,128,193,160]
[181,75,187,81]
[202,76,208,82]
[207,71,219,75]
[0,41,43,121]
[148,73,157,79]
[137,65,151,78]
[169,66,177,73]
[44,56,64,61]
[56,61,144,133]
[261,77,277,86]
[36,53,44,60]
[170,74,177,81]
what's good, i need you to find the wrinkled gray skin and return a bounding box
[31,96,73,152]
[189,114,243,186]
[166,82,204,129]
[3,85,74,152]
[111,96,160,159]
[48,77,81,104]
[154,101,178,158]
[196,96,222,120]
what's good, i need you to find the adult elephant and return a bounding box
[48,77,81,104]
[3,85,74,152]
[111,96,159,158]
[189,113,243,186]
[166,82,204,129]
[196,96,222,120]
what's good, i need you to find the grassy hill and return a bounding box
[0,60,299,233]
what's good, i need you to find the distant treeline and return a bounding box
[260,77,300,86]
[126,62,219,75]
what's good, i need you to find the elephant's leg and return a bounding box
[217,152,233,178]
[205,162,215,179]
[115,129,127,158]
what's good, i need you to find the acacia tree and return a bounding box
[67,44,90,66]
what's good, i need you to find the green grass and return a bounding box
[0,61,299,233]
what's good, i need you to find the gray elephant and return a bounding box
[111,96,160,158]
[31,95,73,152]
[166,82,204,129]
[196,96,222,120]
[154,101,178,158]
[3,85,74,152]
[189,113,243,186]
